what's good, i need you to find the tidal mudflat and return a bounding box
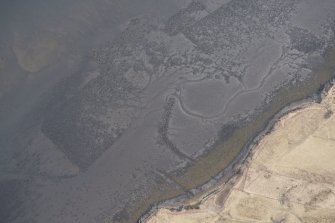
[1,1,335,223]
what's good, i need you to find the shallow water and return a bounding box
[1,1,335,223]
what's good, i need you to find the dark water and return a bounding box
[1,0,335,222]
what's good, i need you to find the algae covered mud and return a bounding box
[2,1,335,223]
[145,76,335,223]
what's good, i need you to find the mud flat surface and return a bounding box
[145,83,335,223]
[2,1,335,223]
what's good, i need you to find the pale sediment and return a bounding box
[145,83,335,223]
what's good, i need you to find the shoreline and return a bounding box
[143,78,335,223]
[139,75,335,222]
[128,48,335,223]
[138,81,335,223]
